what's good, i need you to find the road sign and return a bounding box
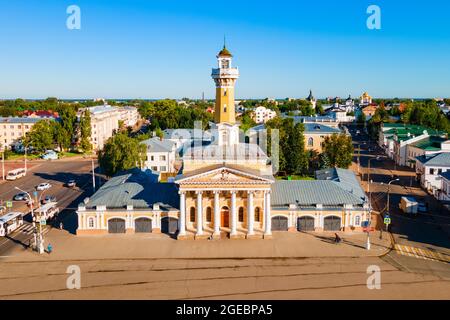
[33,191,38,197]
[40,218,46,225]
[6,201,12,208]
[384,217,391,225]
[362,220,371,228]
[363,227,375,232]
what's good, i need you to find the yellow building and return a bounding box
[76,45,369,238]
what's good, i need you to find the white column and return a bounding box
[247,191,254,235]
[214,191,220,235]
[77,213,82,229]
[179,191,186,236]
[264,191,272,235]
[230,191,237,236]
[101,213,105,229]
[196,191,203,235]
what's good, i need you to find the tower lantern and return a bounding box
[211,44,239,124]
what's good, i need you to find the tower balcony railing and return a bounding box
[211,68,240,78]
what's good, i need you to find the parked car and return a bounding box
[13,193,31,201]
[36,183,52,191]
[66,180,76,188]
[42,150,58,160]
[0,206,6,214]
[41,195,57,204]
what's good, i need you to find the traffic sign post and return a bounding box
[384,215,391,232]
[362,220,372,250]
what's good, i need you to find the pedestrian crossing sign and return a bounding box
[384,217,391,225]
[40,218,46,225]
[6,201,12,208]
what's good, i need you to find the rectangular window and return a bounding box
[150,156,154,161]
[430,168,435,175]
[151,166,158,171]
[159,155,166,161]
[160,166,167,172]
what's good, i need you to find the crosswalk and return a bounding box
[13,223,50,236]
[394,244,450,263]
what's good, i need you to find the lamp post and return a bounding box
[15,186,44,254]
[386,178,400,232]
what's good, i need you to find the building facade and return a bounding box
[0,117,50,149]
[251,106,277,124]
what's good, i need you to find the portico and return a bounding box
[176,165,274,239]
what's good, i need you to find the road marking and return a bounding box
[394,244,449,264]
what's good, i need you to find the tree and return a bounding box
[25,120,54,153]
[98,133,147,176]
[357,112,366,124]
[322,133,354,169]
[79,110,92,153]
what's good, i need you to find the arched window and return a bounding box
[88,217,95,228]
[190,207,196,222]
[238,207,244,222]
[355,215,361,226]
[206,207,212,222]
[308,137,314,147]
[255,207,261,222]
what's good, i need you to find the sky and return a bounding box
[0,0,449,99]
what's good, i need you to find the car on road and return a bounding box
[41,195,57,204]
[418,202,428,213]
[13,193,31,201]
[36,183,52,191]
[66,179,76,188]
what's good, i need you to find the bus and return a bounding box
[6,168,27,181]
[0,212,24,237]
[34,202,59,221]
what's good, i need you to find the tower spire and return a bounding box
[223,35,226,48]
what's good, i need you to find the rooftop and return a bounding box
[0,117,50,124]
[304,123,341,134]
[83,169,179,210]
[141,137,176,153]
[416,152,450,167]
[411,136,448,151]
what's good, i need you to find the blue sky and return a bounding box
[0,0,449,99]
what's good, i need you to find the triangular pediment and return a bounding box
[175,165,274,185]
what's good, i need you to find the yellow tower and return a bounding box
[211,45,239,124]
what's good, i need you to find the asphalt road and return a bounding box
[0,256,448,299]
[348,124,450,278]
[0,159,99,256]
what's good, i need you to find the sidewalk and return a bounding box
[3,228,392,263]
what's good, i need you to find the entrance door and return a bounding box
[297,216,315,232]
[271,216,288,231]
[221,207,230,228]
[324,216,341,231]
[161,217,178,234]
[135,217,152,233]
[108,218,126,234]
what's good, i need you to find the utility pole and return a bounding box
[91,157,96,192]
[24,144,27,172]
[1,149,4,181]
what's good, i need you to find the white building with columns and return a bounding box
[76,45,369,238]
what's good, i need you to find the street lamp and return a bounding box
[386,178,400,215]
[14,186,44,254]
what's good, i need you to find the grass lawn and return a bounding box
[59,151,83,158]
[5,153,40,160]
[276,175,315,181]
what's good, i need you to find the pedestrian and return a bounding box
[59,221,63,230]
[334,233,341,244]
[47,243,53,254]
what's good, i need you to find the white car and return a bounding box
[36,183,52,191]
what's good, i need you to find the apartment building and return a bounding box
[416,152,450,197]
[251,106,277,124]
[0,117,48,149]
[83,105,121,150]
[141,137,177,173]
[118,106,140,127]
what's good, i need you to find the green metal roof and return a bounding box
[411,136,447,151]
